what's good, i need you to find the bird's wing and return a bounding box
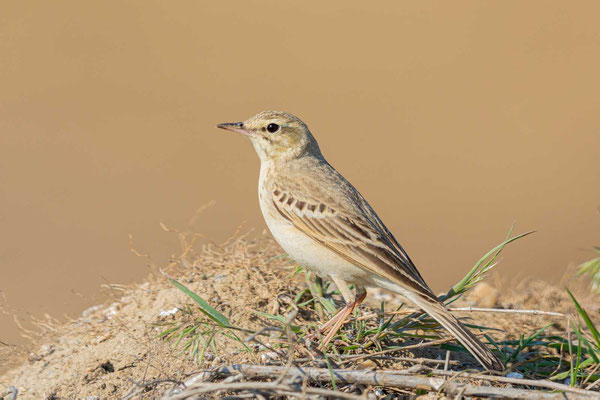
[270,174,437,300]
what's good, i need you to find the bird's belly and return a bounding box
[264,213,371,286]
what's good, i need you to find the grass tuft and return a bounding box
[445,224,535,300]
[577,246,600,293]
[155,278,250,362]
[157,225,600,394]
[541,289,600,386]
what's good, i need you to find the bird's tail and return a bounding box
[406,293,503,371]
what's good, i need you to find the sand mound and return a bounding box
[1,233,598,399]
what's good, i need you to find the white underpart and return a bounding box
[258,161,379,290]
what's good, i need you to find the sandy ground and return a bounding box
[0,234,597,399]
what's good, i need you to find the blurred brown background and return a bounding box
[1,1,599,345]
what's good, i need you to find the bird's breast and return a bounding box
[257,175,371,286]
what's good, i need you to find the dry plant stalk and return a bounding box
[165,364,598,400]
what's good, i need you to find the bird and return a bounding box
[217,111,503,370]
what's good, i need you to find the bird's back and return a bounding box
[260,154,434,297]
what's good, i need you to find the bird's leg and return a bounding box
[319,287,367,334]
[318,278,366,350]
[318,290,366,350]
[318,290,366,339]
[317,277,356,334]
[319,305,352,334]
[318,307,347,334]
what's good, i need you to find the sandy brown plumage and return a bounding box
[218,111,503,370]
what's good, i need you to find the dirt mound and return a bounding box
[1,233,598,399]
[0,234,292,398]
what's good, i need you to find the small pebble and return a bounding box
[82,305,103,318]
[428,377,445,390]
[158,307,179,317]
[506,372,523,379]
[260,351,279,363]
[564,377,573,386]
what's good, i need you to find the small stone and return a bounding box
[563,377,572,386]
[29,343,56,361]
[40,344,55,356]
[158,307,179,317]
[82,305,103,318]
[506,372,523,379]
[428,377,445,390]
[91,334,111,345]
[260,351,279,363]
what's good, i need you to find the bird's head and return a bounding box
[217,111,321,162]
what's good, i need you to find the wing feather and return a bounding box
[270,183,437,301]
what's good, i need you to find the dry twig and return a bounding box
[164,381,364,399]
[355,307,566,322]
[166,364,599,400]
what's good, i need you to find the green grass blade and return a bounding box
[577,256,600,293]
[484,334,506,362]
[198,332,214,365]
[507,323,552,363]
[572,320,583,386]
[566,287,600,349]
[448,229,535,297]
[551,370,571,381]
[323,352,337,391]
[169,278,231,328]
[252,311,287,324]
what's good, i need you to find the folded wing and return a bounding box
[270,181,437,301]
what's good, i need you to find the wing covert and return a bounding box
[270,184,437,300]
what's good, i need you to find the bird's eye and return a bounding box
[266,123,279,133]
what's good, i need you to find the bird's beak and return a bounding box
[216,122,254,136]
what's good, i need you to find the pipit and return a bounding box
[217,111,503,370]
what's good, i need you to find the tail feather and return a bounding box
[407,293,503,371]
